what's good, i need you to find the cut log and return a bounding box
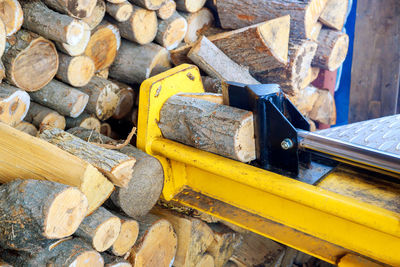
[196,254,215,267]
[14,121,37,136]
[0,123,114,213]
[107,1,133,22]
[77,76,120,120]
[109,5,157,44]
[253,38,318,95]
[75,207,122,252]
[312,29,349,71]
[57,53,95,87]
[0,0,23,36]
[109,212,139,256]
[0,84,30,126]
[152,207,214,267]
[22,0,87,45]
[157,0,176,20]
[97,68,110,79]
[188,36,259,84]
[111,81,135,119]
[181,8,214,44]
[66,112,101,132]
[82,0,107,30]
[216,0,328,39]
[176,0,206,13]
[289,85,319,121]
[85,22,121,72]
[25,102,66,130]
[310,21,322,41]
[66,127,164,219]
[179,92,223,105]
[202,76,223,93]
[170,44,192,65]
[309,88,336,125]
[0,179,88,252]
[129,0,168,10]
[0,61,5,82]
[319,0,348,30]
[101,122,113,137]
[103,253,132,267]
[129,214,178,267]
[0,19,6,57]
[40,127,136,188]
[207,224,242,267]
[42,0,97,19]
[109,40,170,84]
[300,67,320,89]
[107,0,127,3]
[156,12,188,50]
[29,80,89,118]
[159,95,256,162]
[56,28,91,57]
[3,30,58,92]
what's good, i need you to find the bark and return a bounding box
[0,84,30,126]
[14,121,37,136]
[111,81,135,119]
[3,30,58,92]
[319,0,348,30]
[170,44,192,65]
[103,253,132,267]
[109,212,139,256]
[56,52,95,87]
[157,0,176,20]
[29,80,89,118]
[155,11,188,50]
[40,127,136,188]
[0,0,23,36]
[202,76,223,93]
[25,102,66,130]
[42,0,97,19]
[82,0,107,30]
[176,0,206,13]
[159,95,256,162]
[55,28,91,57]
[66,112,101,132]
[107,1,133,22]
[129,0,167,10]
[180,8,214,44]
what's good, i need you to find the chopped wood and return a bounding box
[112,81,135,119]
[0,0,23,36]
[40,127,136,188]
[97,68,110,79]
[0,179,88,252]
[156,12,187,50]
[42,0,97,19]
[319,0,349,30]
[0,84,30,126]
[157,0,176,19]
[0,61,5,82]
[181,8,214,44]
[103,253,132,267]
[309,88,336,125]
[29,80,89,118]
[170,44,192,65]
[196,254,215,267]
[55,28,91,57]
[109,212,139,256]
[289,85,320,116]
[3,30,59,92]
[82,0,107,30]
[300,67,320,89]
[107,0,127,3]
[0,19,6,57]
[109,40,170,84]
[66,112,101,132]
[14,121,37,136]
[176,0,207,13]
[107,1,133,22]
[310,21,323,41]
[178,92,224,105]
[25,102,66,130]
[159,95,256,162]
[57,53,95,87]
[202,76,223,93]
[130,0,168,10]
[101,122,113,137]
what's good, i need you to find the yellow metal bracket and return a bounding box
[137,65,400,266]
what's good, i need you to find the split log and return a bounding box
[152,207,214,267]
[111,81,135,119]
[66,112,101,132]
[85,22,121,72]
[0,0,23,36]
[0,84,30,126]
[103,253,132,267]
[0,19,6,57]
[0,123,114,213]
[77,76,120,120]
[0,61,5,82]
[216,0,328,40]
[109,40,170,84]
[179,92,223,105]
[97,68,110,79]
[82,0,107,30]
[310,21,322,41]
[156,12,188,50]
[129,214,178,267]
[300,67,320,89]
[181,8,214,44]
[56,28,91,57]
[109,213,139,256]
[196,254,215,267]
[309,88,336,125]
[253,38,318,95]
[159,95,256,162]
[29,80,89,118]
[130,0,168,10]
[0,179,88,252]
[157,0,176,20]
[25,102,66,130]
[40,127,136,187]
[75,207,122,252]
[3,30,58,92]
[42,0,97,19]
[22,0,87,45]
[188,36,259,84]
[202,77,223,93]
[288,85,320,116]
[107,1,133,22]
[15,121,37,136]
[56,53,95,87]
[319,0,348,30]
[176,0,206,13]
[109,5,157,44]
[66,127,164,219]
[170,44,192,65]
[312,29,349,71]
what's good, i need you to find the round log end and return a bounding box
[80,116,101,132]
[115,3,133,22]
[159,15,188,50]
[82,0,106,30]
[41,112,66,130]
[235,115,256,162]
[112,88,134,119]
[93,217,121,252]
[184,8,213,44]
[71,93,90,118]
[0,90,30,127]
[68,250,104,267]
[132,9,158,45]
[112,220,139,256]
[0,18,6,57]
[157,0,176,20]
[66,0,98,19]
[57,29,91,57]
[304,0,328,38]
[0,0,23,36]
[327,33,349,71]
[68,55,95,87]
[66,20,86,46]
[96,83,120,120]
[179,0,207,13]
[44,187,88,239]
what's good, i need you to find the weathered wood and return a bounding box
[77,76,120,120]
[40,127,136,187]
[103,253,132,267]
[196,254,215,267]
[0,179,88,252]
[107,1,133,22]
[129,213,178,267]
[130,0,167,10]
[14,121,37,136]
[67,127,164,219]
[25,102,66,130]
[55,28,91,57]
[75,207,122,252]
[309,88,336,125]
[109,40,170,84]
[0,0,23,36]
[179,92,223,105]
[312,29,349,71]
[66,112,101,132]
[300,67,320,89]
[85,22,121,72]
[310,21,322,41]
[157,0,176,19]
[176,0,206,13]
[57,53,95,87]
[29,80,89,118]
[188,36,259,84]
[109,212,139,256]
[3,30,58,92]
[181,8,214,44]
[156,11,187,50]
[202,77,223,94]
[42,0,97,19]
[111,81,135,119]
[159,95,256,162]
[0,19,6,57]
[0,84,30,126]
[170,44,192,65]
[82,0,107,30]
[288,85,320,116]
[97,68,110,79]
[319,0,348,30]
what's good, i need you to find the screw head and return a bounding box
[281,138,294,150]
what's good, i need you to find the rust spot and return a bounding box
[237,14,255,21]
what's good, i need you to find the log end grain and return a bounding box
[111,158,136,188]
[183,8,214,44]
[0,18,6,57]
[82,0,106,30]
[61,0,98,19]
[93,217,122,252]
[176,0,207,13]
[95,82,120,120]
[107,1,133,22]
[14,121,37,136]
[56,28,91,57]
[132,8,158,45]
[319,0,349,30]
[112,219,139,256]
[157,0,176,20]
[326,33,349,71]
[0,89,30,127]
[0,0,23,36]
[112,87,135,120]
[64,55,95,87]
[157,12,188,50]
[66,20,87,46]
[70,250,105,267]
[304,0,329,37]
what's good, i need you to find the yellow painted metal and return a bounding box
[338,254,385,267]
[137,65,400,266]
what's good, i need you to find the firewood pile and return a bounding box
[0,0,349,266]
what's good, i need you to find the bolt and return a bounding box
[281,138,294,150]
